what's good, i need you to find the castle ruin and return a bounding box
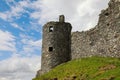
[36,0,120,76]
[38,15,72,75]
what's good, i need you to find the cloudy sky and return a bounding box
[0,0,109,80]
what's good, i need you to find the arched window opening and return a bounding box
[49,26,54,32]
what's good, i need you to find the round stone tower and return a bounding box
[40,15,72,74]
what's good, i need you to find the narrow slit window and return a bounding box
[49,26,54,32]
[107,23,109,26]
[105,12,109,16]
[49,47,53,52]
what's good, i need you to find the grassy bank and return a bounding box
[33,57,120,80]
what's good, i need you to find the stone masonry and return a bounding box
[71,0,120,59]
[36,15,72,76]
[36,0,120,77]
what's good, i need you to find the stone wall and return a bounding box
[36,0,120,77]
[37,20,72,76]
[71,0,120,59]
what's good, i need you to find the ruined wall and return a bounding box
[36,0,120,77]
[71,0,120,59]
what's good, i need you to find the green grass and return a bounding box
[33,56,120,80]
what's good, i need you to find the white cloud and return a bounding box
[0,30,16,52]
[30,0,110,31]
[0,0,110,31]
[20,33,42,48]
[0,13,8,20]
[0,32,41,80]
[19,33,42,56]
[11,23,24,31]
[21,39,42,56]
[0,0,30,21]
[26,39,42,47]
[0,54,41,80]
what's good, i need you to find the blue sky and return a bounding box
[0,0,42,58]
[0,0,109,80]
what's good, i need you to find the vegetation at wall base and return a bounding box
[33,56,120,80]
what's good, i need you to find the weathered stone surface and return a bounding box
[71,0,120,59]
[36,0,120,77]
[37,15,72,76]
